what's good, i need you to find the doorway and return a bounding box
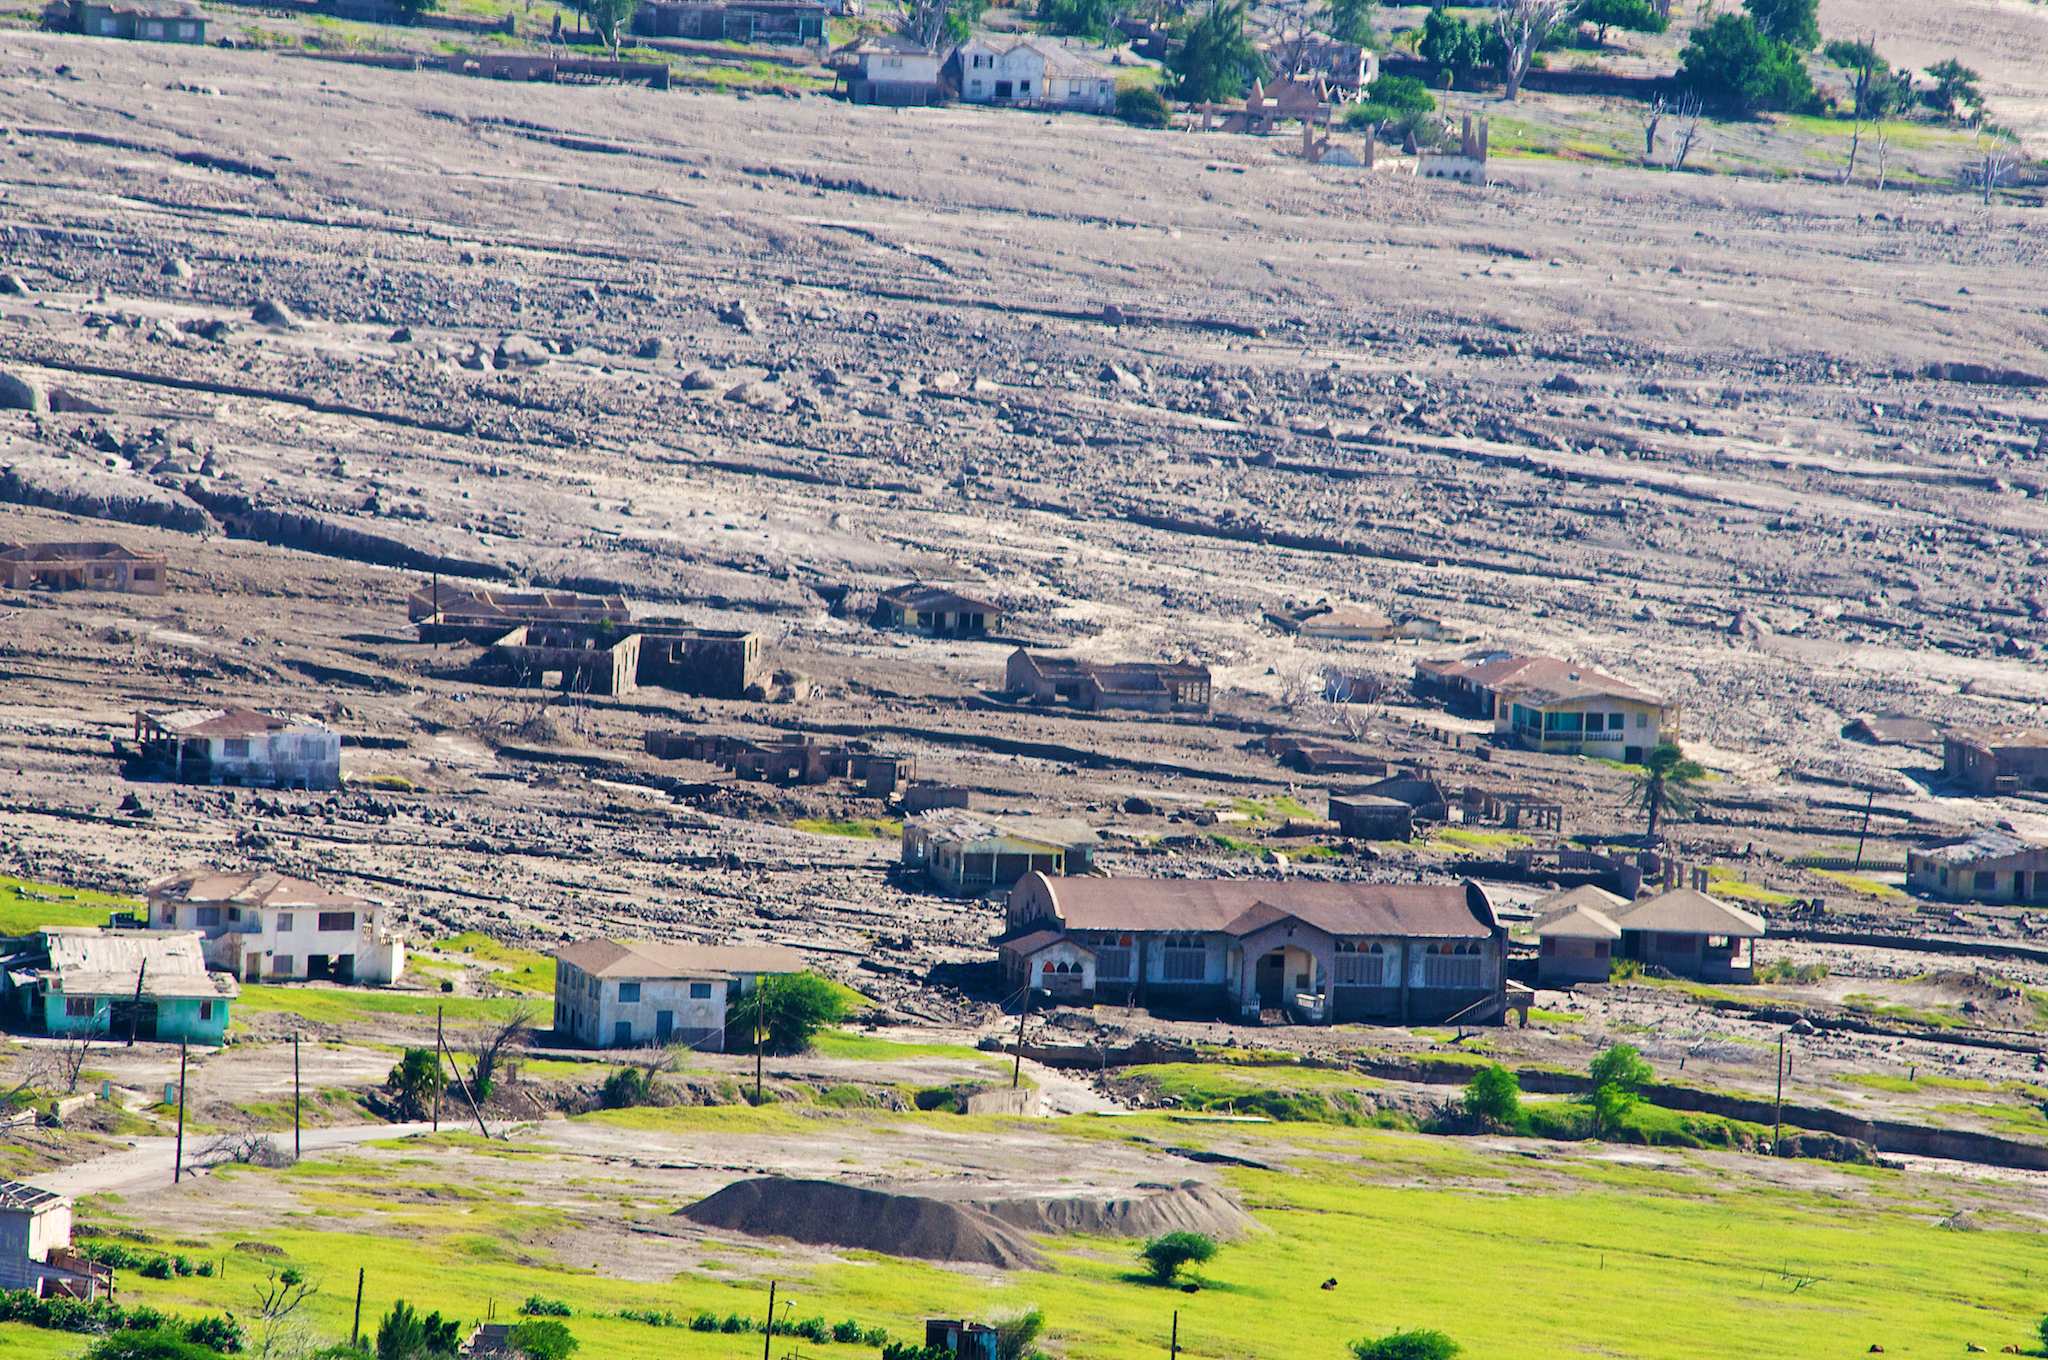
[1256,951,1287,1008]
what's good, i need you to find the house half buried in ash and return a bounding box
[901,809,1098,895]
[1000,873,1509,1024]
[552,939,806,1050]
[0,541,166,594]
[144,868,406,984]
[1003,650,1211,715]
[131,707,340,790]
[0,928,237,1044]
[1414,650,1674,762]
[873,583,1002,638]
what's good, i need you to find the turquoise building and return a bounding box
[7,928,236,1046]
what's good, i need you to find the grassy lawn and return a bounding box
[1812,869,1905,900]
[77,1112,2048,1360]
[1123,1060,1398,1125]
[0,875,131,935]
[416,933,557,994]
[792,817,902,840]
[234,985,538,1027]
[809,1030,995,1066]
[1429,827,1536,853]
[1704,866,1798,907]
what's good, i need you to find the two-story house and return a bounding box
[552,939,806,1050]
[948,37,1116,112]
[144,869,406,985]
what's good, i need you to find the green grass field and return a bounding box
[792,817,903,840]
[0,875,130,935]
[75,1109,2048,1360]
[234,985,537,1027]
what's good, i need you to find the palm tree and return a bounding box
[1630,741,1705,842]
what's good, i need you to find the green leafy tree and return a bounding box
[1588,1043,1654,1137]
[386,1048,444,1120]
[1139,1230,1217,1284]
[1823,38,1910,118]
[1577,0,1662,45]
[1418,5,1484,85]
[1351,1330,1461,1360]
[507,1320,578,1360]
[2038,1314,2048,1354]
[1167,0,1265,103]
[1924,57,1981,123]
[567,0,640,55]
[1742,0,1816,47]
[376,1301,462,1360]
[1039,0,1124,38]
[1680,13,1813,113]
[1326,0,1377,46]
[1462,1064,1523,1129]
[1628,741,1706,840]
[728,972,849,1055]
[1116,84,1172,127]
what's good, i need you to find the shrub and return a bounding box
[1418,6,1483,84]
[1743,0,1817,49]
[84,1332,227,1360]
[687,1312,720,1332]
[727,973,849,1055]
[1578,0,1664,45]
[1038,0,1121,39]
[386,1049,444,1121]
[791,1316,831,1344]
[374,1300,460,1360]
[506,1319,576,1360]
[1351,1329,1461,1360]
[520,1297,571,1318]
[1678,13,1814,114]
[1461,1064,1523,1130]
[718,1313,754,1334]
[1589,1043,1654,1137]
[600,1063,655,1109]
[1116,85,1171,129]
[994,1307,1046,1360]
[1139,1230,1217,1284]
[832,1320,865,1344]
[139,1257,173,1280]
[180,1317,245,1354]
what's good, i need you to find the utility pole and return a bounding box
[1170,1310,1179,1359]
[433,1005,443,1133]
[127,960,147,1047]
[754,992,765,1106]
[437,1028,491,1138]
[293,1031,302,1162]
[1853,789,1875,871]
[1011,986,1031,1090]
[172,1036,187,1185]
[351,1267,365,1347]
[1773,1031,1786,1154]
[760,1281,776,1360]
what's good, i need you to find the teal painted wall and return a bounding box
[43,993,230,1045]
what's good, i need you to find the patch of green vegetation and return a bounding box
[1812,870,1904,900]
[1775,114,1966,151]
[1841,994,1966,1029]
[810,1030,1000,1068]
[234,986,535,1027]
[1230,795,1316,823]
[1124,1062,1397,1125]
[1204,832,1262,855]
[0,875,130,935]
[1429,828,1536,853]
[231,1087,373,1131]
[1521,1095,1778,1148]
[792,817,902,840]
[426,932,556,994]
[1526,1007,1584,1027]
[1754,960,1829,985]
[1703,866,1797,906]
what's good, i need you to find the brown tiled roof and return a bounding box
[1416,651,1662,706]
[880,582,1001,614]
[553,939,806,980]
[1613,888,1765,938]
[1029,876,1493,939]
[1532,886,1628,939]
[999,929,1087,959]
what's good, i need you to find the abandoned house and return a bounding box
[1263,601,1397,640]
[923,1320,1000,1360]
[0,541,166,594]
[834,33,942,104]
[1531,885,1629,985]
[901,780,972,813]
[1907,830,2048,904]
[1351,773,1450,822]
[1004,650,1211,714]
[1612,887,1765,983]
[1002,873,1507,1024]
[631,0,826,42]
[1415,651,1673,762]
[69,0,205,41]
[873,583,1002,638]
[1942,727,2048,795]
[1328,794,1414,841]
[552,939,806,1050]
[409,582,629,645]
[901,810,1098,894]
[480,623,640,696]
[144,868,406,984]
[948,37,1116,113]
[0,1182,111,1300]
[633,624,766,699]
[1842,712,1941,749]
[0,928,236,1044]
[132,708,340,790]
[1266,735,1387,776]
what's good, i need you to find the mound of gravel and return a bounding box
[976,1181,1254,1241]
[678,1178,1042,1269]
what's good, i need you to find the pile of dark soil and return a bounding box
[677,1178,1043,1269]
[975,1181,1255,1241]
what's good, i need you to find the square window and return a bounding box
[273,956,293,976]
[689,981,711,999]
[223,739,251,759]
[277,912,295,931]
[196,906,222,928]
[317,911,355,932]
[618,982,642,1003]
[65,997,96,1018]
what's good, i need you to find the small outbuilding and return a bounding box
[1530,885,1626,985]
[1611,888,1764,983]
[1907,830,2048,904]
[0,1182,111,1299]
[1328,794,1413,841]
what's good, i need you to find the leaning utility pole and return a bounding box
[761,1281,777,1360]
[1011,987,1031,1090]
[172,1036,188,1185]
[1773,1031,1786,1153]
[293,1031,302,1162]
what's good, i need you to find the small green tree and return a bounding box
[1577,0,1663,45]
[507,1320,578,1360]
[1678,13,1813,114]
[993,1307,1045,1360]
[1039,0,1123,37]
[1628,741,1707,841]
[567,0,640,55]
[376,1301,462,1360]
[1116,85,1172,128]
[386,1048,444,1120]
[1326,0,1377,46]
[1823,38,1910,119]
[1462,1064,1523,1129]
[728,972,849,1055]
[1418,5,1484,85]
[1924,57,1981,123]
[1350,1330,1461,1360]
[1588,1043,1654,1137]
[1139,1230,1217,1284]
[1167,0,1265,103]
[1742,0,1816,48]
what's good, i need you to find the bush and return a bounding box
[1116,85,1171,129]
[506,1320,576,1360]
[84,1333,227,1360]
[374,1300,460,1360]
[520,1298,572,1318]
[386,1049,444,1121]
[1418,6,1484,84]
[180,1318,245,1354]
[1678,13,1814,114]
[881,1345,951,1360]
[1139,1231,1217,1284]
[139,1257,173,1280]
[718,1313,754,1335]
[994,1307,1045,1360]
[1461,1064,1523,1130]
[1038,0,1121,39]
[1578,0,1664,45]
[687,1312,720,1332]
[1351,1329,1461,1360]
[1589,1043,1654,1137]
[727,973,849,1055]
[1743,0,1816,49]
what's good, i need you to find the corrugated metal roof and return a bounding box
[139,707,328,738]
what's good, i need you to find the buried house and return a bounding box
[1611,887,1765,983]
[131,707,340,790]
[902,809,1098,895]
[1001,873,1508,1024]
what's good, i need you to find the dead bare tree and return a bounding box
[1873,129,1893,190]
[1668,92,1705,171]
[55,1024,102,1095]
[1641,93,1666,165]
[249,1265,321,1360]
[1495,0,1577,102]
[202,1131,291,1167]
[468,1005,537,1100]
[1263,0,1324,78]
[1969,139,2019,205]
[903,0,955,50]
